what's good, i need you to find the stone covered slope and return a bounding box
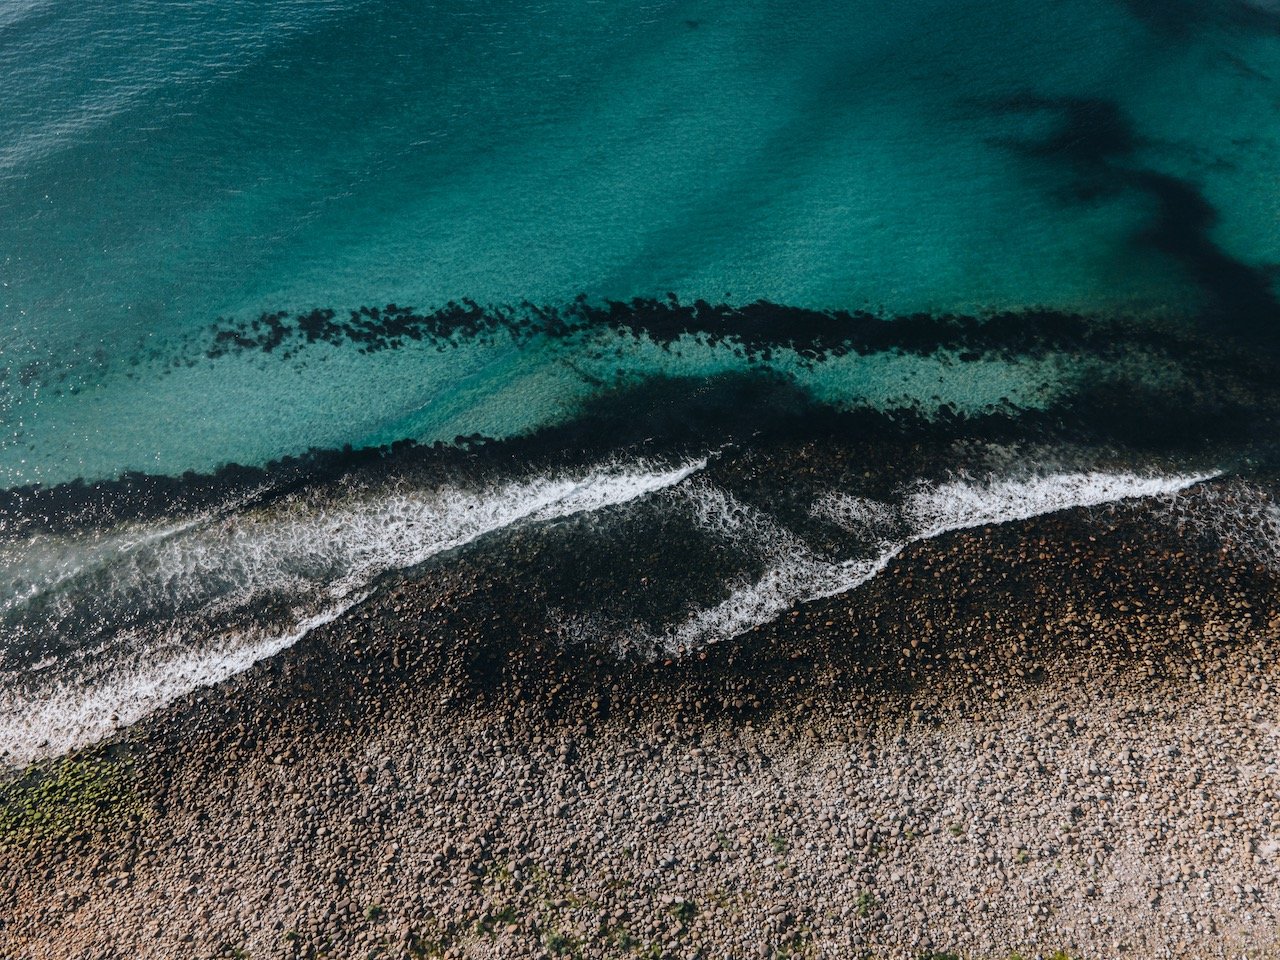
[3,505,1280,960]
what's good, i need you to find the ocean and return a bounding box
[3,0,1280,764]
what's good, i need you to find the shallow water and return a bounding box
[4,0,1280,483]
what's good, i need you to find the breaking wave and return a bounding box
[589,470,1217,657]
[0,458,704,765]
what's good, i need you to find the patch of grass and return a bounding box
[476,903,520,937]
[611,928,638,951]
[0,752,137,846]
[854,891,876,918]
[948,823,965,837]
[669,899,697,925]
[610,926,663,956]
[364,904,384,921]
[708,888,734,911]
[545,929,578,956]
[768,832,789,856]
[406,932,445,958]
[775,926,813,959]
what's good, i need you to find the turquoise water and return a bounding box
[2,0,1279,485]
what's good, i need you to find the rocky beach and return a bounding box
[4,489,1279,960]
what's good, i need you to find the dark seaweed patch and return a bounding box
[0,346,1265,538]
[200,294,1193,366]
[993,95,1280,344]
[1119,0,1280,39]
[204,299,519,361]
[1129,169,1279,333]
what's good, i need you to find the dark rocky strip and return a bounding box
[199,297,1195,365]
[1,351,1268,538]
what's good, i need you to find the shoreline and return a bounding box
[4,503,1280,959]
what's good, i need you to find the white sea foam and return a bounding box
[5,459,705,622]
[0,512,223,617]
[0,458,704,765]
[0,603,354,767]
[625,469,1215,656]
[1,462,1225,762]
[901,471,1218,539]
[810,494,899,540]
[1150,479,1280,571]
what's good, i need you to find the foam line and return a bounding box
[1150,478,1280,571]
[0,603,353,768]
[0,458,704,765]
[902,471,1219,539]
[640,470,1214,656]
[3,459,705,619]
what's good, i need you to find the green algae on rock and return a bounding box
[0,752,138,848]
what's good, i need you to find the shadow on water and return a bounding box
[1118,0,1280,39]
[991,94,1280,348]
